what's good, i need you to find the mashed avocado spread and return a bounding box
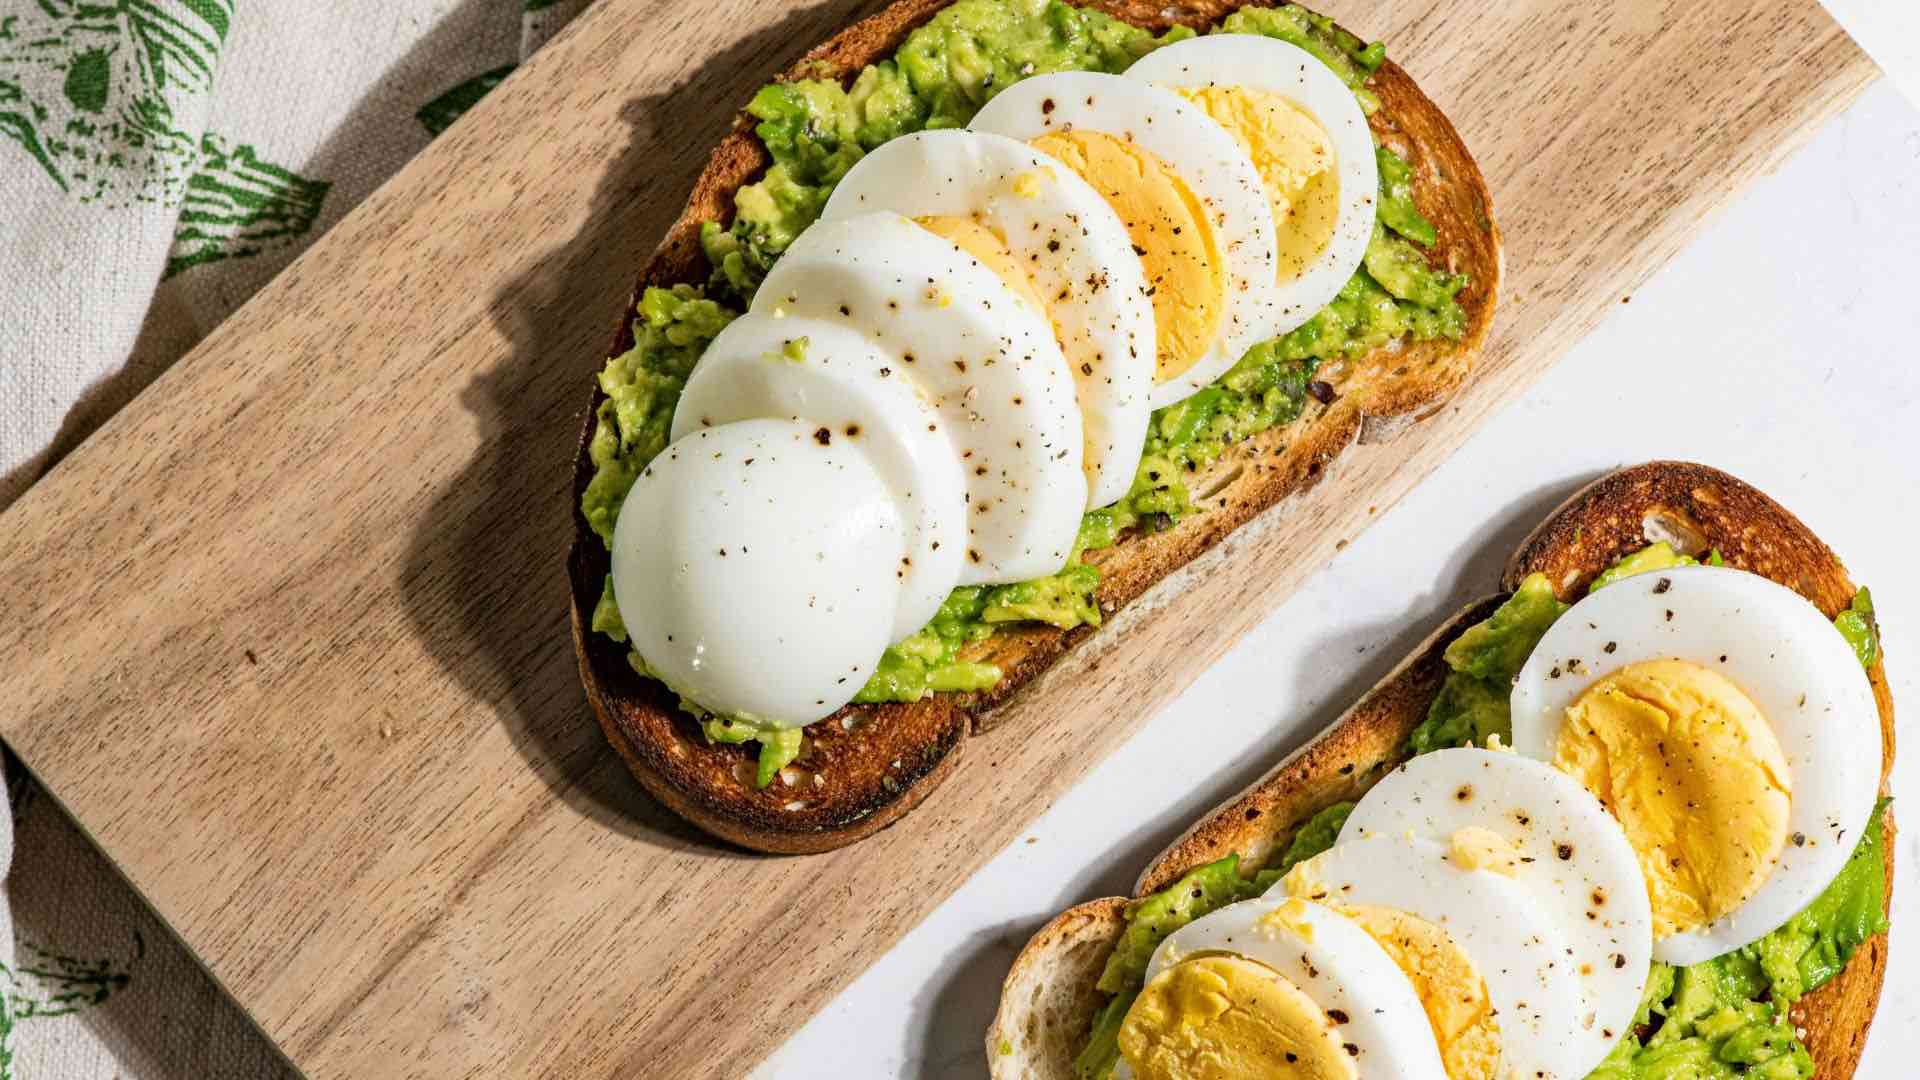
[1073,547,1888,1080]
[580,0,1469,783]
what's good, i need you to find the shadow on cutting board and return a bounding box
[400,0,886,852]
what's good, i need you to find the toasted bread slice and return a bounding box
[568,0,1501,852]
[988,461,1895,1079]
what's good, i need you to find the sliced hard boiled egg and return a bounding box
[1118,896,1449,1080]
[670,313,967,641]
[1117,954,1359,1080]
[1279,835,1592,1080]
[610,418,904,727]
[819,129,1154,509]
[1125,33,1378,338]
[968,71,1280,409]
[1509,564,1883,965]
[1341,747,1653,1065]
[753,211,1084,585]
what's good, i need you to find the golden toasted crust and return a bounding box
[1134,596,1504,895]
[990,898,1131,1076]
[568,0,1500,852]
[990,461,1894,1079]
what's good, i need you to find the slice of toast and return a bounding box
[988,461,1895,1078]
[568,0,1501,853]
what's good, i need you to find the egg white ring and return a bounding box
[756,211,1085,586]
[1125,34,1378,344]
[612,418,905,726]
[967,71,1280,410]
[672,313,968,641]
[1509,565,1884,965]
[1137,897,1449,1079]
[1276,835,1594,1080]
[820,130,1154,510]
[1342,747,1653,1062]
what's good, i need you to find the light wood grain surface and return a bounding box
[0,0,1876,1077]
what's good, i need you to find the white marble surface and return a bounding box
[757,78,1920,1078]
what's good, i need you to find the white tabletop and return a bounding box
[758,78,1920,1078]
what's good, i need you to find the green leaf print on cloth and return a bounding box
[165,133,330,277]
[416,63,515,136]
[0,0,234,200]
[0,938,136,1080]
[0,1,334,278]
[2,940,133,1021]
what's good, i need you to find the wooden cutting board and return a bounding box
[0,0,1875,1076]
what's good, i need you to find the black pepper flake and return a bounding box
[1557,843,1574,860]
[1653,577,1672,594]
[1307,380,1337,404]
[813,427,831,445]
[1328,1009,1350,1024]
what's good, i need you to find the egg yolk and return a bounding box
[1029,129,1224,382]
[1448,826,1523,878]
[1556,658,1793,938]
[1338,903,1502,1080]
[1177,86,1338,285]
[1256,896,1318,942]
[913,214,1051,314]
[1118,955,1357,1080]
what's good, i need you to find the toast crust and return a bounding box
[988,461,1895,1080]
[568,0,1501,852]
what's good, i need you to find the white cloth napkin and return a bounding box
[0,2,586,1073]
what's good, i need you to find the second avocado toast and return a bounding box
[990,462,1893,1080]
[569,0,1500,853]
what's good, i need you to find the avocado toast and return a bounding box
[988,461,1893,1079]
[568,0,1500,853]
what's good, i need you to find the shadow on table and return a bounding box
[398,0,885,850]
[899,467,1604,1076]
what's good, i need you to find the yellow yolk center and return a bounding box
[1448,826,1523,878]
[1556,658,1793,938]
[1177,86,1338,285]
[1118,954,1357,1080]
[1338,903,1502,1080]
[1029,129,1224,382]
[913,214,1051,314]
